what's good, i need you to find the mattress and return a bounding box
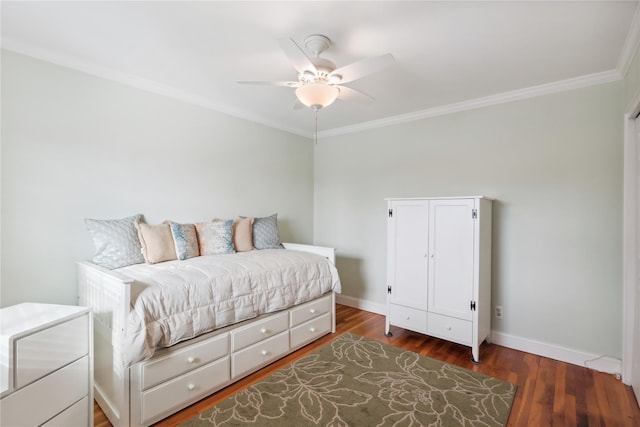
[115,249,341,366]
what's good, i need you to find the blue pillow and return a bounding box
[250,214,284,250]
[168,222,199,260]
[85,214,145,269]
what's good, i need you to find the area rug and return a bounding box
[180,332,516,427]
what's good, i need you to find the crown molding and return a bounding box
[1,38,310,138]
[319,70,622,138]
[2,37,622,141]
[617,1,640,78]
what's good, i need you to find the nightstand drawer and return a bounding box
[290,312,331,349]
[290,294,331,327]
[42,395,89,427]
[232,331,289,379]
[15,314,89,388]
[141,333,228,390]
[231,312,288,352]
[427,313,472,345]
[1,356,88,426]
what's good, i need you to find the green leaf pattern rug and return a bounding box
[180,332,516,426]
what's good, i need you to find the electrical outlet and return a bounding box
[495,305,503,319]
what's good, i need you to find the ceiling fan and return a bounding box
[238,34,394,111]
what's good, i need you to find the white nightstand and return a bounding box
[0,303,93,426]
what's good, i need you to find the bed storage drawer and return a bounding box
[290,293,332,327]
[231,312,288,352]
[290,312,331,349]
[140,356,230,424]
[231,331,289,379]
[140,332,229,390]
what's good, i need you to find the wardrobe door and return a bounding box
[387,200,429,310]
[427,198,476,321]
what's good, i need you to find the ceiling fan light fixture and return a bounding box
[295,82,339,110]
[328,74,342,84]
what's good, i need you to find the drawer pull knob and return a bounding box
[260,328,267,334]
[447,325,452,331]
[261,350,269,356]
[310,327,316,332]
[310,309,316,314]
[187,356,195,364]
[406,316,410,320]
[187,384,195,391]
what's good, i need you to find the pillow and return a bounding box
[85,214,145,269]
[250,213,283,250]
[232,217,254,252]
[136,222,177,264]
[195,219,234,255]
[169,222,199,260]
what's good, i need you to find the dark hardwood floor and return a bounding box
[95,304,640,426]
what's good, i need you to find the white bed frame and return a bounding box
[78,243,337,427]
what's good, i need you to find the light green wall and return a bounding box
[1,48,629,359]
[314,82,623,358]
[1,50,314,307]
[624,41,640,112]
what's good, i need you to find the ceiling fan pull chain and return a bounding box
[314,108,318,145]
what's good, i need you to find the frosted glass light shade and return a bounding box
[295,83,339,109]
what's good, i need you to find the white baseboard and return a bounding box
[490,331,621,376]
[335,294,386,315]
[336,295,621,376]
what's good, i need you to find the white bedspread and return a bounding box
[115,249,341,366]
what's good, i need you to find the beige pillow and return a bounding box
[136,222,177,264]
[233,217,254,252]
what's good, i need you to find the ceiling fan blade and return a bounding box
[330,53,394,84]
[336,85,375,103]
[237,80,300,88]
[277,37,317,75]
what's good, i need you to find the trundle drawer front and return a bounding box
[232,331,289,379]
[388,303,427,334]
[427,313,472,345]
[290,312,331,349]
[1,356,88,427]
[290,294,332,327]
[141,356,230,425]
[141,333,229,390]
[231,312,288,352]
[15,314,89,388]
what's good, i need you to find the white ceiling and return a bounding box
[2,1,639,138]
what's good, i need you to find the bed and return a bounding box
[78,242,340,427]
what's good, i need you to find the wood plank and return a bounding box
[552,361,566,427]
[93,304,640,426]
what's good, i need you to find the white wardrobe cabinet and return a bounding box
[385,197,492,363]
